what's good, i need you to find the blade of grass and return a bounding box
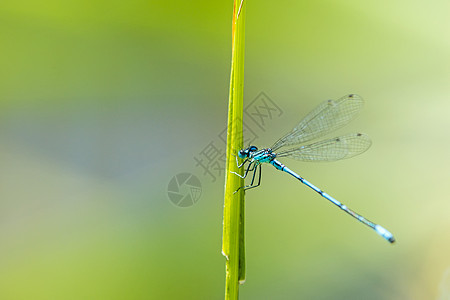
[222,0,246,299]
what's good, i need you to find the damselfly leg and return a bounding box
[232,153,249,169]
[233,160,262,193]
[227,94,396,243]
[230,156,255,179]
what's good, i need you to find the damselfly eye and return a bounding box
[229,94,394,243]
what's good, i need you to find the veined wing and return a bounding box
[271,94,364,151]
[276,133,371,162]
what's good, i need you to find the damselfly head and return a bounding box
[238,146,258,158]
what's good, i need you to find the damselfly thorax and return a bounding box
[231,94,395,243]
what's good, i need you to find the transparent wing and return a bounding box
[271,94,364,151]
[276,133,372,162]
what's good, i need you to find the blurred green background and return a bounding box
[1,1,449,299]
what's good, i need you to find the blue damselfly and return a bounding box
[232,94,395,243]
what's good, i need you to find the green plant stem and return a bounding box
[222,1,246,299]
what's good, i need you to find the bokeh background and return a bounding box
[1,1,450,299]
